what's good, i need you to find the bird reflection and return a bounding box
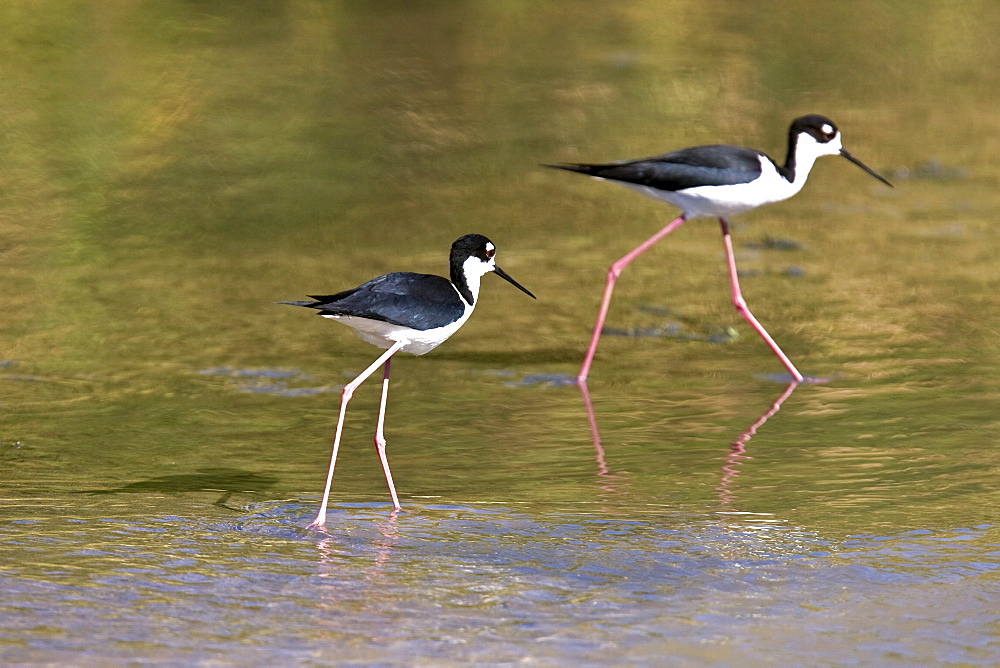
[314,510,400,582]
[717,381,799,509]
[578,380,609,476]
[580,378,799,506]
[577,380,630,499]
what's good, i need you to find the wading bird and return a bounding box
[283,234,535,529]
[545,114,892,384]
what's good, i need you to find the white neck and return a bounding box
[456,255,493,307]
[790,131,842,187]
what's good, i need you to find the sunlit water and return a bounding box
[3,499,998,665]
[3,1,1000,665]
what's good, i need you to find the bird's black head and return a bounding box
[788,114,893,188]
[451,233,496,263]
[791,114,840,144]
[450,234,536,303]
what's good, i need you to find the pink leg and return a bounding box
[373,356,402,511]
[719,217,805,382]
[307,340,405,531]
[579,214,688,383]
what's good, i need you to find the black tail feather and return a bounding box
[541,162,603,176]
[277,300,321,309]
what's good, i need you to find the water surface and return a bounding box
[2,1,999,664]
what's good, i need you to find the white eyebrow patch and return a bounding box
[822,124,834,134]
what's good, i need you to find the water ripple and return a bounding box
[0,503,997,664]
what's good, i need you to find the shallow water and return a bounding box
[3,1,1000,665]
[3,500,998,665]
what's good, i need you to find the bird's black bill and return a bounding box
[840,149,893,188]
[494,266,536,299]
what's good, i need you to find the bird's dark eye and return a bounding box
[484,248,495,259]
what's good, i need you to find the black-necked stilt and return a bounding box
[282,234,535,529]
[545,114,892,383]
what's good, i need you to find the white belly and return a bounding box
[325,309,473,356]
[618,157,804,219]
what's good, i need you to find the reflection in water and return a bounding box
[315,511,400,584]
[577,380,607,475]
[581,378,802,510]
[577,380,631,501]
[717,382,799,510]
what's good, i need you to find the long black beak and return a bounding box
[841,148,893,188]
[494,265,536,299]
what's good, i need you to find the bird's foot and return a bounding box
[757,372,829,384]
[305,518,327,532]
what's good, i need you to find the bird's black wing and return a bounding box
[546,145,768,192]
[286,272,465,331]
